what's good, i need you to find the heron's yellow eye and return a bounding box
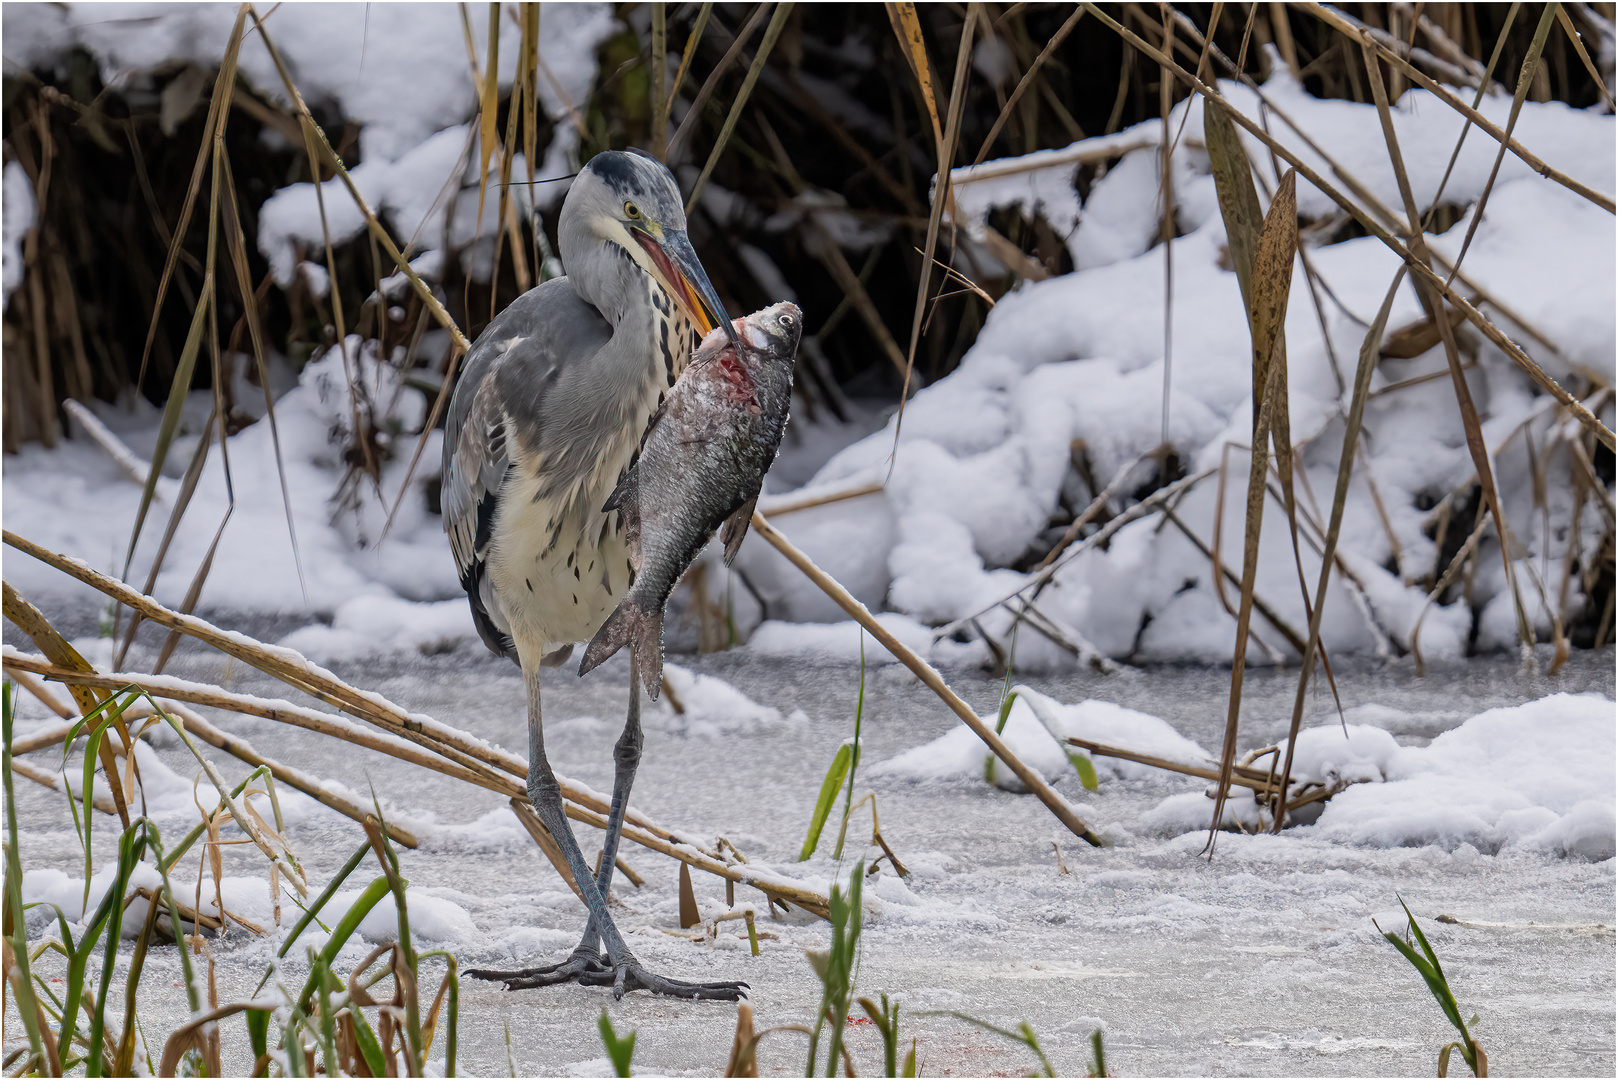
[624,201,641,219]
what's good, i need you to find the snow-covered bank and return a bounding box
[724,64,1615,667]
[2,17,1612,673]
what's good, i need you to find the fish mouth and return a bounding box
[632,229,740,349]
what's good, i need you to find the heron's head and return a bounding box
[562,150,738,347]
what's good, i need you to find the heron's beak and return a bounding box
[633,228,740,348]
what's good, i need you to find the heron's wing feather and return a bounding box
[441,278,613,661]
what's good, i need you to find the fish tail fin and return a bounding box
[578,599,665,698]
[633,606,665,700]
[579,602,636,678]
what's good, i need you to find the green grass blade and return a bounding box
[833,633,868,859]
[597,1010,637,1078]
[1069,751,1100,792]
[291,875,394,1017]
[347,1002,388,1077]
[800,741,854,861]
[3,685,61,1076]
[985,687,1019,785]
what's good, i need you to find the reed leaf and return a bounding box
[1271,267,1407,830]
[1207,167,1297,847]
[476,2,501,235]
[887,3,944,148]
[660,3,713,150]
[667,3,772,162]
[799,739,855,861]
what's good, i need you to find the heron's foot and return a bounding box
[465,945,611,990]
[577,957,749,1001]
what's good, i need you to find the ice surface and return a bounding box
[6,651,1611,1076]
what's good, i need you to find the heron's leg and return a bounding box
[473,659,747,1000]
[467,662,623,986]
[569,655,748,1001]
[564,653,645,958]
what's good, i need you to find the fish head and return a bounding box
[738,301,804,364]
[692,301,804,368]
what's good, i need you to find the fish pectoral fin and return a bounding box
[719,497,758,566]
[602,466,638,514]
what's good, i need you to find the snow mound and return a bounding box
[875,686,1210,791]
[279,596,474,663]
[1315,692,1616,858]
[745,615,935,666]
[1143,692,1616,859]
[651,663,801,737]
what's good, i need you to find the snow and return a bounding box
[279,596,475,664]
[654,662,802,737]
[1,2,1610,673]
[876,685,1211,791]
[3,3,616,290]
[769,64,1615,669]
[8,652,1611,1075]
[2,160,35,303]
[745,614,935,666]
[2,10,1612,1073]
[1138,691,1616,860]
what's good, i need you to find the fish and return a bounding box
[578,301,803,697]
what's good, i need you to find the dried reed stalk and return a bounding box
[3,582,133,825]
[758,482,885,518]
[8,756,119,816]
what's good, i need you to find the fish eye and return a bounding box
[779,313,795,327]
[624,201,641,219]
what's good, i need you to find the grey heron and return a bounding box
[445,150,746,1000]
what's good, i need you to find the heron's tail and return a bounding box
[578,599,664,699]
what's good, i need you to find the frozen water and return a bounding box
[4,631,1611,1077]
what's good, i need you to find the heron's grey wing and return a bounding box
[441,278,612,662]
